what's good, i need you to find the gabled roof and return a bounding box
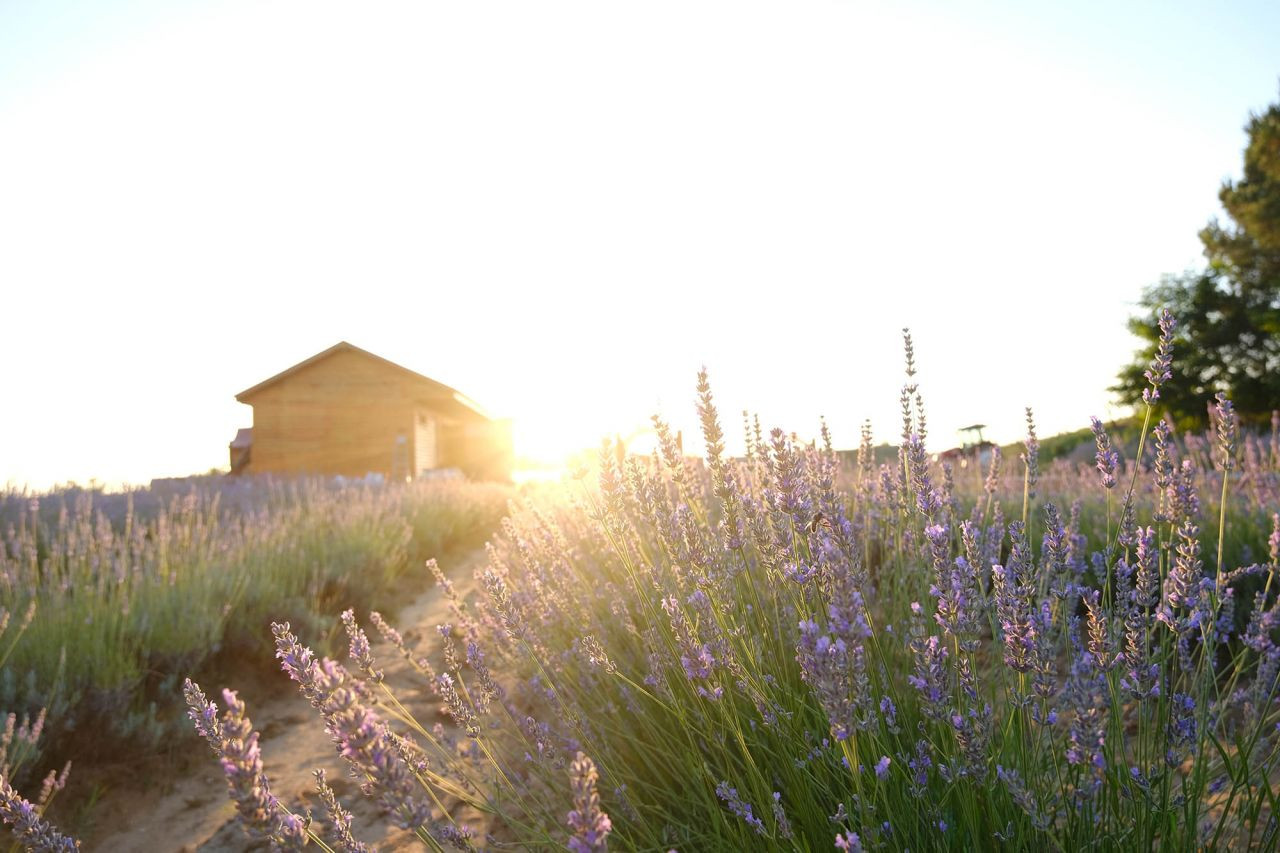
[235,342,491,419]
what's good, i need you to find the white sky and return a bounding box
[2,0,1278,489]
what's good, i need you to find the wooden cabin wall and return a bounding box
[438,418,514,481]
[247,349,415,478]
[412,410,438,475]
[437,421,465,475]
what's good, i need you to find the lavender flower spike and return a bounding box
[567,752,612,852]
[341,609,384,683]
[834,830,864,851]
[1021,408,1040,500]
[1143,308,1176,404]
[1214,392,1238,471]
[314,769,371,853]
[0,774,80,851]
[1269,512,1279,570]
[182,679,308,849]
[1090,417,1119,489]
[715,781,766,836]
[270,624,432,829]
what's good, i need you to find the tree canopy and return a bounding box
[1115,96,1280,426]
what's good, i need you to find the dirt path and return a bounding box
[83,551,488,852]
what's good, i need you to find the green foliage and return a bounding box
[1004,416,1142,465]
[1117,96,1280,425]
[0,478,511,760]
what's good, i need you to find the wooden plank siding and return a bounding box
[413,410,438,474]
[245,348,416,478]
[234,342,512,481]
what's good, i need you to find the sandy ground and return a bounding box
[82,551,488,852]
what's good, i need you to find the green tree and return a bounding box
[1115,96,1280,426]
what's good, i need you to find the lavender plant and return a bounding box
[183,319,1280,850]
[0,603,79,850]
[0,478,510,755]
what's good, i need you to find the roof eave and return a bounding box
[233,342,492,420]
[235,341,355,402]
[452,391,491,420]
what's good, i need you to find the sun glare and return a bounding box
[508,411,670,484]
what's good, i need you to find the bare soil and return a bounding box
[77,551,489,852]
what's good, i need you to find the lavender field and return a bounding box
[0,476,512,844]
[9,317,1280,851]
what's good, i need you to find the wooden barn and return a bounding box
[228,342,512,482]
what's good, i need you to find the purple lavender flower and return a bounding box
[567,752,612,852]
[1143,309,1176,404]
[1082,589,1113,671]
[1167,460,1200,524]
[466,639,503,712]
[900,329,920,448]
[1090,417,1120,489]
[907,633,949,720]
[1121,540,1161,700]
[30,763,69,819]
[369,611,437,680]
[1158,520,1205,649]
[1063,501,1087,578]
[183,679,308,848]
[879,696,898,730]
[271,623,432,829]
[314,769,371,853]
[795,547,875,739]
[874,756,891,779]
[1132,527,1160,610]
[0,774,79,852]
[663,596,721,694]
[1021,408,1040,501]
[796,619,869,740]
[984,444,1003,496]
[1045,624,1103,810]
[1214,392,1238,471]
[997,765,1049,831]
[946,706,994,781]
[715,781,766,836]
[906,740,933,791]
[1269,512,1279,569]
[906,434,942,518]
[1152,418,1176,521]
[1167,693,1197,765]
[929,524,983,651]
[341,609,383,683]
[991,563,1035,674]
[1040,505,1074,599]
[436,672,480,736]
[1215,587,1237,644]
[783,561,817,584]
[1243,588,1278,655]
[771,792,793,840]
[834,830,864,851]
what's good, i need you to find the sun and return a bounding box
[509,412,664,480]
